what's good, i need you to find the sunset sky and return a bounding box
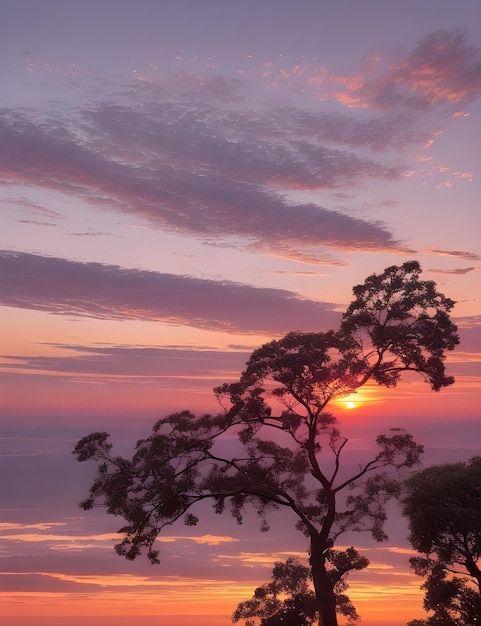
[1,1,481,625]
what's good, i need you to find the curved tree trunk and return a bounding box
[310,538,338,626]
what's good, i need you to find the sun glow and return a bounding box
[335,386,383,412]
[338,392,361,410]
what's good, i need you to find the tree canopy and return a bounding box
[74,261,458,626]
[402,457,481,625]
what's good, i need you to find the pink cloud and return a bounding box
[428,266,480,275]
[329,29,481,112]
[425,249,481,261]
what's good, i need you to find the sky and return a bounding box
[1,1,481,624]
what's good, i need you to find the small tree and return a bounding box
[74,261,458,626]
[233,550,368,626]
[233,556,319,626]
[402,458,481,625]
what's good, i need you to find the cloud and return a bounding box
[0,572,100,593]
[0,531,236,546]
[2,33,479,267]
[6,198,63,218]
[0,250,341,334]
[0,570,257,596]
[159,535,239,546]
[12,30,478,264]
[0,522,66,531]
[456,317,481,352]
[329,29,481,112]
[1,344,248,378]
[425,248,481,261]
[428,266,480,275]
[215,550,304,567]
[273,270,328,276]
[0,82,412,262]
[0,532,118,544]
[69,231,114,237]
[17,219,56,226]
[390,29,481,108]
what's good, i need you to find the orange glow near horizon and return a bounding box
[2,368,478,424]
[0,583,425,625]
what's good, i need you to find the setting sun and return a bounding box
[338,392,362,410]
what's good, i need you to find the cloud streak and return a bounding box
[1,343,249,382]
[0,251,340,334]
[428,266,480,275]
[425,249,481,261]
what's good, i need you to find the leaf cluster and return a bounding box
[233,552,367,626]
[402,457,481,567]
[73,411,222,562]
[407,562,481,626]
[402,458,481,624]
[340,260,458,391]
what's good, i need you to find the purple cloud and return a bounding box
[457,317,481,352]
[333,29,481,112]
[1,344,250,380]
[428,266,480,275]
[0,251,340,334]
[425,249,481,261]
[0,86,412,262]
[391,29,481,108]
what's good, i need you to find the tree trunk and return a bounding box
[310,539,338,626]
[464,552,481,621]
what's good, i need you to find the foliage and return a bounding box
[233,551,368,626]
[402,457,481,625]
[232,556,318,626]
[339,260,458,392]
[74,261,458,626]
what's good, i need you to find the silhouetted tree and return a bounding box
[74,261,458,626]
[233,550,367,626]
[233,556,318,626]
[402,457,481,625]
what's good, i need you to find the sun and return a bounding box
[337,392,363,411]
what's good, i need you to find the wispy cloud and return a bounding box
[330,29,481,111]
[0,531,237,546]
[428,266,480,275]
[0,522,67,531]
[0,344,248,378]
[425,248,481,261]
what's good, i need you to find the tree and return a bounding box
[402,457,481,625]
[233,556,319,626]
[233,550,368,626]
[73,261,459,626]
